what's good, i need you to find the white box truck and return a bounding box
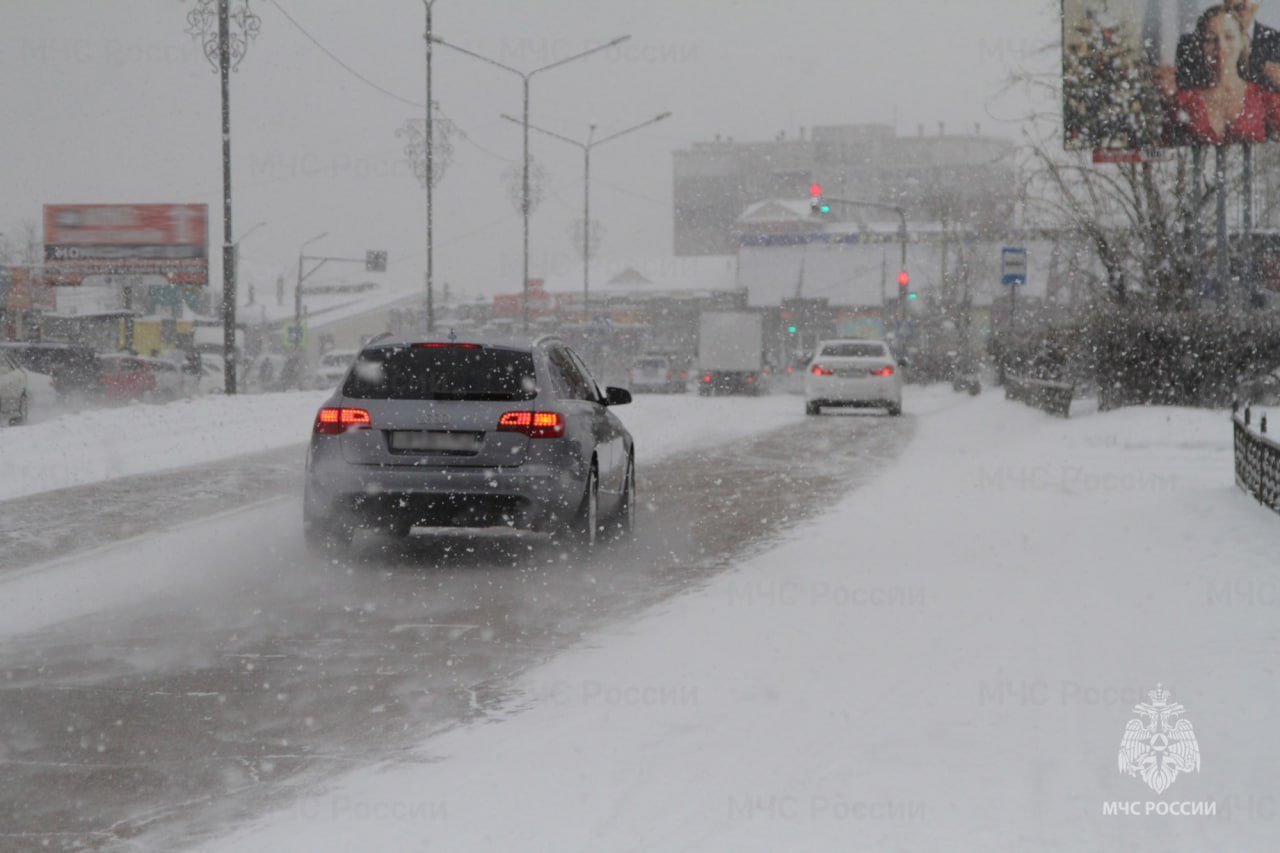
[696,310,766,395]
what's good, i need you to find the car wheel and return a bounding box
[887,402,902,417]
[9,393,28,426]
[572,464,600,550]
[303,511,353,557]
[805,401,820,416]
[611,454,637,542]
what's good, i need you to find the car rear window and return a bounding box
[343,345,537,401]
[636,358,667,369]
[820,342,887,358]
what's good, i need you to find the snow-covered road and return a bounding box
[211,388,1280,853]
[4,385,1275,851]
[0,390,917,848]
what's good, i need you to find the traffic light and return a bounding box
[809,183,830,216]
[897,270,917,301]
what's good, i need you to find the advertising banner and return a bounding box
[1063,1,1280,150]
[43,204,208,286]
[0,267,56,312]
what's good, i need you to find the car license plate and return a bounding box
[389,431,481,453]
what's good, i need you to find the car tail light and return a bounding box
[314,407,371,434]
[413,342,480,349]
[746,375,755,384]
[703,374,712,383]
[680,371,687,380]
[497,410,564,439]
[810,364,834,376]
[870,365,895,377]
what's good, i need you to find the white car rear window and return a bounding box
[820,342,887,358]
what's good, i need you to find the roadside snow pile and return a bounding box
[0,391,802,503]
[0,391,330,502]
[215,387,1280,851]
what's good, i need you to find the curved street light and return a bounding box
[431,33,631,330]
[503,111,671,322]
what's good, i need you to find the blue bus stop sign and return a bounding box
[1001,247,1027,287]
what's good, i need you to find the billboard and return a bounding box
[0,267,56,312]
[43,204,208,286]
[1063,1,1280,150]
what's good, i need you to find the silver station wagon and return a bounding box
[303,334,635,552]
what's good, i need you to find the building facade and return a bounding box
[673,123,1019,256]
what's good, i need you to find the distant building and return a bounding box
[672,123,1018,256]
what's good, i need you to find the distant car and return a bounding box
[804,339,902,416]
[0,352,32,425]
[98,354,158,402]
[0,341,101,400]
[313,349,359,390]
[628,353,687,394]
[303,334,636,551]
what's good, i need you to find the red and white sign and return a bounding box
[43,204,209,286]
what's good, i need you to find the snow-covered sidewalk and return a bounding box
[212,387,1280,852]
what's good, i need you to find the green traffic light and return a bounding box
[906,292,918,300]
[819,204,830,214]
[787,325,797,334]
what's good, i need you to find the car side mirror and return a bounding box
[604,386,632,406]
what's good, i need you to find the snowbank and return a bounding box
[0,391,804,503]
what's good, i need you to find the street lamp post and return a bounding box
[431,33,630,331]
[186,0,261,395]
[502,111,671,322]
[424,0,437,332]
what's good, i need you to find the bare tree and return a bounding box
[1006,33,1215,311]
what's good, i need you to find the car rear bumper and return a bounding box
[698,371,764,395]
[305,459,584,532]
[805,376,901,405]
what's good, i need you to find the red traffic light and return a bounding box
[897,270,910,288]
[809,183,822,197]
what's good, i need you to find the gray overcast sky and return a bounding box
[0,0,1057,301]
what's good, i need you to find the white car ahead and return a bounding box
[804,339,902,416]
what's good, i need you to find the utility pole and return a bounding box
[187,0,260,394]
[218,2,234,391]
[425,0,436,331]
